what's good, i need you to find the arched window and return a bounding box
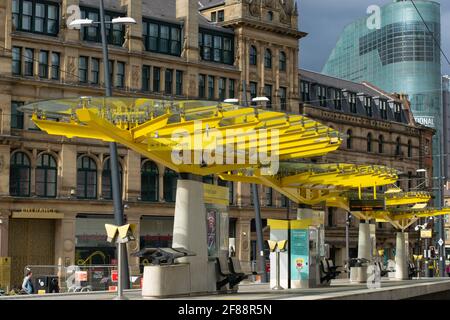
[77,156,97,199]
[10,152,31,197]
[367,133,373,152]
[141,161,159,202]
[279,51,286,71]
[36,154,57,198]
[102,158,123,200]
[408,140,413,158]
[396,137,402,156]
[163,168,178,202]
[249,45,257,66]
[264,49,272,68]
[378,135,384,154]
[346,130,352,150]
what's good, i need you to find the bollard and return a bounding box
[272,250,284,290]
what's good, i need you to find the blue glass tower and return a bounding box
[323,0,443,205]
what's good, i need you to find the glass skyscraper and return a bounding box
[323,0,443,205]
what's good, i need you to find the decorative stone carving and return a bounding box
[246,0,261,17]
[131,65,141,89]
[67,56,77,80]
[63,239,74,252]
[264,0,276,8]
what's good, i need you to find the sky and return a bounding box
[298,0,450,75]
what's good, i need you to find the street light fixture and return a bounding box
[70,1,136,300]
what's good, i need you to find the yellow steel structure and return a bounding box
[22,97,448,229]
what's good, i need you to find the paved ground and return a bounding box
[2,278,450,300]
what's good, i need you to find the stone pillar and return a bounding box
[395,232,408,280]
[176,0,199,62]
[54,214,76,267]
[172,179,209,294]
[126,150,141,201]
[358,221,371,260]
[60,144,77,198]
[124,0,143,52]
[0,0,12,73]
[0,144,10,196]
[236,218,251,268]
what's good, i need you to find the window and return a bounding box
[153,67,160,92]
[10,152,31,197]
[219,78,226,101]
[165,69,173,94]
[81,7,125,46]
[346,129,353,149]
[142,65,151,91]
[317,86,327,107]
[301,81,310,102]
[12,47,21,75]
[176,70,183,96]
[264,49,272,68]
[348,92,357,113]
[141,161,159,202]
[279,87,287,111]
[108,60,114,86]
[378,135,384,154]
[249,46,257,66]
[250,82,257,106]
[51,52,60,80]
[395,137,402,156]
[91,58,99,85]
[24,48,34,76]
[77,156,97,199]
[116,62,125,88]
[219,179,234,205]
[199,30,233,65]
[38,50,48,79]
[408,140,413,158]
[264,84,272,109]
[218,10,224,22]
[229,79,235,98]
[208,75,215,100]
[394,103,402,122]
[367,133,373,152]
[327,208,334,227]
[143,20,181,56]
[101,158,123,200]
[281,195,288,208]
[333,89,342,110]
[265,188,273,207]
[211,12,217,22]
[379,100,388,119]
[199,74,206,98]
[163,168,178,202]
[267,11,273,21]
[79,56,88,83]
[36,153,57,198]
[364,97,372,117]
[12,0,59,36]
[11,101,24,129]
[279,51,286,71]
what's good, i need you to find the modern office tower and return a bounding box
[323,0,443,205]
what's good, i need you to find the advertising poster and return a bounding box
[290,229,309,281]
[206,208,217,257]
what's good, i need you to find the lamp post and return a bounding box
[70,1,136,298]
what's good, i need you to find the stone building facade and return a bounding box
[0,0,435,287]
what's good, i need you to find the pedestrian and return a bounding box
[445,264,450,277]
[21,269,34,294]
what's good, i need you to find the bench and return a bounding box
[216,257,257,290]
[133,247,196,265]
[408,262,417,279]
[320,258,341,284]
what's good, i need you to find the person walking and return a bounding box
[21,270,34,294]
[445,264,450,277]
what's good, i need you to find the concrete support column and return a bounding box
[358,221,371,260]
[0,211,9,257]
[172,179,208,294]
[395,232,409,280]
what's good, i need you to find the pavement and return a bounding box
[2,278,450,300]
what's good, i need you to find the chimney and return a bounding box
[176,0,199,62]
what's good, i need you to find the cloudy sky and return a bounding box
[298,0,450,75]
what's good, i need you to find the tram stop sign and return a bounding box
[438,239,444,247]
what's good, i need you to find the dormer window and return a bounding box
[394,103,402,122]
[218,10,225,22]
[211,12,217,22]
[333,89,342,110]
[317,85,327,107]
[364,97,372,117]
[348,92,357,113]
[379,99,388,119]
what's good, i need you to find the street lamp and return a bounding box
[70,1,136,300]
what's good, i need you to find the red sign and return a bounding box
[111,270,118,282]
[108,286,117,292]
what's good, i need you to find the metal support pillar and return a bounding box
[252,184,268,283]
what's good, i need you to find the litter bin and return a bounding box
[35,276,59,294]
